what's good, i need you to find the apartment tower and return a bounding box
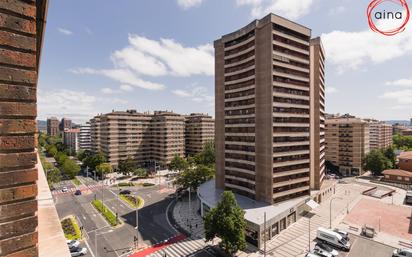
[59,117,72,131]
[90,116,101,153]
[325,115,370,176]
[185,113,215,156]
[79,122,92,151]
[367,120,392,150]
[47,117,59,136]
[309,37,326,190]
[63,128,80,154]
[215,14,319,204]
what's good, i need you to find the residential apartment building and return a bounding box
[90,110,186,167]
[185,113,215,156]
[325,115,370,176]
[79,122,92,151]
[47,117,59,136]
[401,129,412,136]
[309,37,326,190]
[366,120,392,150]
[59,117,72,131]
[63,128,80,154]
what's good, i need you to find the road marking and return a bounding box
[84,236,96,257]
[165,200,179,234]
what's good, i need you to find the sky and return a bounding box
[38,0,412,123]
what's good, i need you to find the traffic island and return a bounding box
[61,216,81,240]
[120,194,144,209]
[92,199,121,226]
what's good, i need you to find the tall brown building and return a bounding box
[47,117,59,136]
[185,113,215,156]
[325,115,370,176]
[59,117,72,131]
[366,120,392,150]
[91,110,186,167]
[309,37,326,190]
[215,13,321,205]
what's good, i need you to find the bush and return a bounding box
[117,182,134,187]
[92,199,118,226]
[61,217,81,240]
[142,182,155,187]
[119,194,143,208]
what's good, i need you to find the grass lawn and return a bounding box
[91,199,119,226]
[61,216,81,240]
[117,182,135,187]
[119,194,144,209]
[72,177,81,186]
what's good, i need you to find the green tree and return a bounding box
[169,155,188,172]
[383,147,396,167]
[205,191,246,255]
[61,159,81,179]
[77,149,92,162]
[46,145,58,157]
[38,133,47,147]
[363,149,392,176]
[83,152,107,171]
[133,167,148,178]
[47,167,62,185]
[55,152,68,165]
[96,163,113,179]
[175,165,214,191]
[118,156,135,176]
[46,135,62,145]
[195,141,215,167]
[393,134,412,150]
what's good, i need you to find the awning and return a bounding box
[305,199,320,210]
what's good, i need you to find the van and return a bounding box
[393,248,412,257]
[316,227,351,251]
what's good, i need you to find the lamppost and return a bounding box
[307,212,319,251]
[329,197,342,229]
[92,225,110,257]
[135,202,139,249]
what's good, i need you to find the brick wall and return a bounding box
[0,0,44,256]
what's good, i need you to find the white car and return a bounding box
[66,240,80,248]
[62,186,68,192]
[70,247,87,256]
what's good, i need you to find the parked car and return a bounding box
[66,240,80,248]
[315,242,339,256]
[74,190,82,195]
[312,248,333,257]
[393,248,412,257]
[69,246,82,253]
[333,228,349,240]
[316,227,351,251]
[306,253,322,257]
[120,189,131,195]
[62,187,68,192]
[70,247,87,256]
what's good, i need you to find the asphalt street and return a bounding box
[55,175,178,257]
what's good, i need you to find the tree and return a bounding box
[383,147,396,167]
[175,165,214,191]
[38,133,47,147]
[169,155,188,172]
[96,163,113,179]
[363,150,392,176]
[61,159,80,179]
[195,141,215,167]
[118,156,135,176]
[205,191,246,255]
[83,152,107,171]
[46,145,58,157]
[133,167,148,178]
[55,152,68,165]
[77,149,92,162]
[47,167,62,185]
[393,134,412,150]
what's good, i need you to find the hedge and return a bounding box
[117,182,135,187]
[61,216,81,240]
[92,199,118,226]
[119,194,144,209]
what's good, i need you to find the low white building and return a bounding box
[63,128,80,154]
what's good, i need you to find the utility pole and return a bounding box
[188,187,191,234]
[329,197,342,229]
[263,212,267,257]
[308,215,311,251]
[135,202,139,249]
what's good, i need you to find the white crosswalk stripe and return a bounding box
[147,238,206,257]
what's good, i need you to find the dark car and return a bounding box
[315,242,339,256]
[120,189,131,195]
[69,246,82,253]
[74,190,82,195]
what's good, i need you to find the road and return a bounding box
[55,175,178,257]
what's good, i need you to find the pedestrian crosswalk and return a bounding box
[147,238,206,257]
[52,184,106,196]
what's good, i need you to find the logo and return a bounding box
[367,0,410,36]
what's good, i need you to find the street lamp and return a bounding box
[91,225,111,257]
[135,200,139,249]
[329,197,342,229]
[307,212,319,251]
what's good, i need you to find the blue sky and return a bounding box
[38,0,412,123]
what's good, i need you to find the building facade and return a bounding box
[63,128,80,154]
[309,37,326,190]
[79,123,92,151]
[47,117,59,136]
[399,152,412,172]
[325,115,370,176]
[367,120,392,150]
[401,129,412,136]
[59,118,72,132]
[90,110,186,167]
[185,113,215,156]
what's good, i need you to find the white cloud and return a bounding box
[120,84,134,92]
[380,89,412,104]
[328,6,345,16]
[322,12,412,73]
[235,0,314,20]
[325,87,339,94]
[177,0,203,9]
[172,86,214,104]
[385,78,412,87]
[70,68,165,91]
[113,34,214,77]
[101,87,118,94]
[58,27,73,35]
